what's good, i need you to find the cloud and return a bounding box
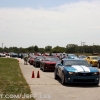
[0,0,100,48]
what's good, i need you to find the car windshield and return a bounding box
[79,55,86,58]
[64,60,90,67]
[68,54,77,57]
[68,54,75,56]
[36,56,44,59]
[97,57,100,60]
[46,57,59,62]
[91,57,99,59]
[70,55,77,57]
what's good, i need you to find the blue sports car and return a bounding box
[54,59,99,85]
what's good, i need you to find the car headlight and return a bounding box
[93,72,99,75]
[68,72,77,75]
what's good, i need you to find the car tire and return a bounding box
[40,67,42,70]
[94,83,99,86]
[40,65,42,70]
[30,61,32,65]
[54,69,59,80]
[35,63,37,67]
[33,63,35,67]
[61,73,66,85]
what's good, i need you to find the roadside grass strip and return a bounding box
[0,58,35,100]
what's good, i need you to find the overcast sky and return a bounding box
[0,0,100,48]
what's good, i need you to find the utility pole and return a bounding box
[82,42,85,53]
[81,41,86,53]
[93,43,94,54]
[82,42,85,46]
[2,43,4,53]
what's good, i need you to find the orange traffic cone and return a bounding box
[31,71,35,78]
[37,71,40,78]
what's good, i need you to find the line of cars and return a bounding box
[28,54,59,72]
[0,52,23,58]
[28,53,100,85]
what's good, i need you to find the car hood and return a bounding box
[92,59,98,62]
[64,65,98,72]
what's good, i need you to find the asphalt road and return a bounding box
[18,58,100,100]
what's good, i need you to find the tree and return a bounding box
[52,46,65,53]
[3,47,9,53]
[0,47,3,52]
[66,44,78,53]
[45,46,52,52]
[19,47,27,53]
[27,46,34,53]
[39,48,45,54]
[34,45,39,52]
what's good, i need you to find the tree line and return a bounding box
[0,44,100,54]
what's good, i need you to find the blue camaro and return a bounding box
[54,59,99,85]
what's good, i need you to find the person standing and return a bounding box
[62,53,67,59]
[24,54,28,65]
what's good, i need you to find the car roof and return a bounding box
[62,59,86,61]
[67,54,76,55]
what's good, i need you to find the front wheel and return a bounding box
[40,66,42,70]
[54,69,59,79]
[94,83,99,86]
[40,64,42,70]
[61,73,66,85]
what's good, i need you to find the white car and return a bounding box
[0,53,6,57]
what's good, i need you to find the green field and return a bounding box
[0,58,35,100]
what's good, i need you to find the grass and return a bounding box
[0,58,35,100]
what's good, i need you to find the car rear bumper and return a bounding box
[44,63,55,70]
[44,66,55,71]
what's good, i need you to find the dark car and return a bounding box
[54,59,99,85]
[17,53,23,59]
[33,56,45,67]
[10,53,18,57]
[40,56,60,72]
[28,55,37,65]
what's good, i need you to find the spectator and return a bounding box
[62,53,67,59]
[24,54,29,65]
